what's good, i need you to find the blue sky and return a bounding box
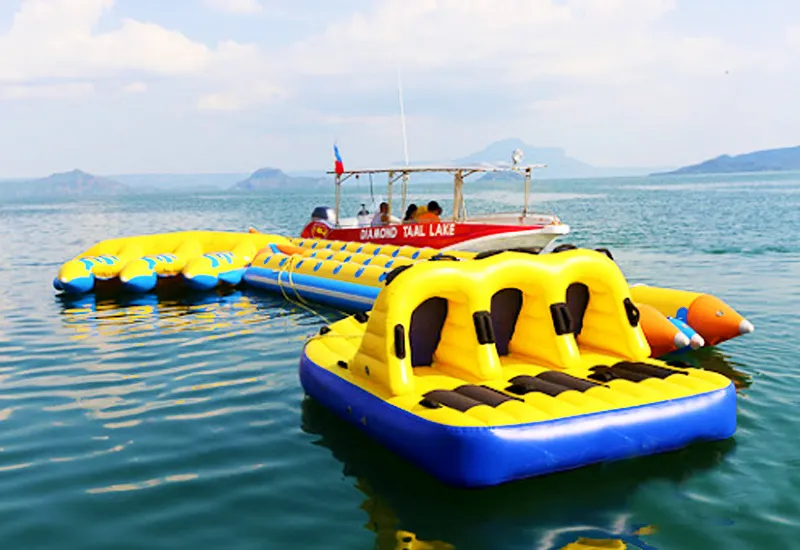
[1,0,799,177]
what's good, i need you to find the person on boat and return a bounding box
[403,204,418,223]
[417,201,442,223]
[371,202,391,226]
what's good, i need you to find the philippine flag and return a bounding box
[333,144,344,175]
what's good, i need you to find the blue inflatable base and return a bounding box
[299,353,737,488]
[244,267,379,312]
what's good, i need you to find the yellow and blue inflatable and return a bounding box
[244,238,752,356]
[54,232,754,358]
[299,248,737,488]
[54,231,291,294]
[630,284,754,347]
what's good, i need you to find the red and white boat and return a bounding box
[299,160,570,253]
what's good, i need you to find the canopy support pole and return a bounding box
[453,170,465,221]
[387,171,394,219]
[523,167,531,218]
[401,173,409,215]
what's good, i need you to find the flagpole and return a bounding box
[333,141,342,227]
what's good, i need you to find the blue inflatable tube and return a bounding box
[299,352,737,488]
[244,267,379,312]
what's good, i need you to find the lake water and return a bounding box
[0,172,798,549]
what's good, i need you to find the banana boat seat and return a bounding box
[299,249,737,488]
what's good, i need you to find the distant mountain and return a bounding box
[652,146,800,176]
[454,138,595,178]
[476,171,526,184]
[232,167,329,191]
[111,172,247,190]
[399,138,668,180]
[0,169,129,198]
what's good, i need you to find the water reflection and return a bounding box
[56,287,341,341]
[666,348,752,391]
[301,398,735,550]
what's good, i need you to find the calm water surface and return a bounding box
[0,172,799,549]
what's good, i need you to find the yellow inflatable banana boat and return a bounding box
[245,237,752,355]
[299,248,737,488]
[54,231,292,294]
[630,284,754,347]
[54,231,754,357]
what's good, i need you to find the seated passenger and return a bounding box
[371,202,390,226]
[416,200,442,223]
[403,204,418,223]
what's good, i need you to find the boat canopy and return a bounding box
[325,163,547,225]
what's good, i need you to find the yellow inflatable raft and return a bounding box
[299,248,737,487]
[54,231,291,294]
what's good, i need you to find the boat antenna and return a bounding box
[397,67,410,213]
[397,67,410,167]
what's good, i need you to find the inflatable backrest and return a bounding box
[490,288,523,356]
[409,297,448,366]
[350,249,651,397]
[351,262,500,395]
[549,253,650,359]
[472,255,583,370]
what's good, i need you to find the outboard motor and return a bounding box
[356,203,371,227]
[310,206,335,222]
[301,206,336,239]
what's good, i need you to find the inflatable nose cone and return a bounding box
[667,316,703,352]
[673,332,691,349]
[56,259,96,294]
[739,319,755,335]
[689,333,705,350]
[638,303,686,358]
[686,294,749,346]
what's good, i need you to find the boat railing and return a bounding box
[325,163,547,227]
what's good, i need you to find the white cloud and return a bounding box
[197,88,279,111]
[0,0,284,113]
[232,0,795,169]
[121,82,147,94]
[0,0,251,82]
[274,0,784,109]
[287,0,657,77]
[0,82,94,100]
[204,0,263,14]
[787,24,800,50]
[273,1,765,124]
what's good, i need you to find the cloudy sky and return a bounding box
[0,0,798,177]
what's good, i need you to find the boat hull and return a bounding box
[299,351,737,488]
[301,219,570,253]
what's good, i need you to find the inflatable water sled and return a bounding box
[630,285,754,347]
[54,231,292,294]
[299,248,737,488]
[245,238,750,356]
[637,303,702,357]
